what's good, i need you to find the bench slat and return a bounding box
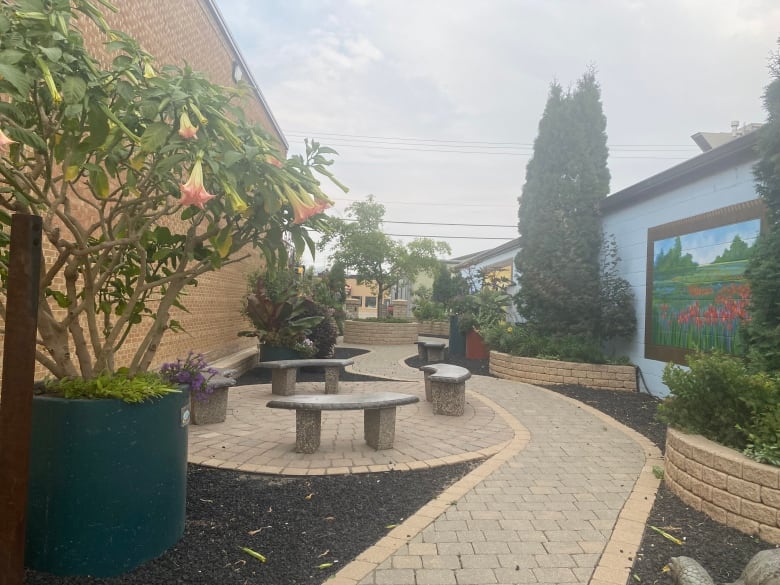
[267,392,419,411]
[258,358,354,369]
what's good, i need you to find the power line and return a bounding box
[384,233,515,240]
[342,218,517,228]
[334,197,517,208]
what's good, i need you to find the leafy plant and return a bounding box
[481,323,609,364]
[46,371,178,403]
[659,352,780,460]
[412,286,447,321]
[159,352,219,402]
[300,299,338,358]
[0,0,344,382]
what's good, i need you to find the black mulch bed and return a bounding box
[25,350,776,584]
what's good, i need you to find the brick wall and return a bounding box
[0,0,281,382]
[489,351,638,391]
[417,321,450,337]
[665,428,780,544]
[343,321,419,345]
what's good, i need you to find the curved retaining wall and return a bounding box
[665,428,780,544]
[417,320,450,337]
[489,351,637,391]
[343,321,419,345]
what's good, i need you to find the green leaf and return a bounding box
[0,50,25,65]
[39,46,62,62]
[5,127,47,153]
[139,122,170,153]
[86,106,110,149]
[62,76,87,104]
[47,289,70,308]
[89,167,110,198]
[222,150,243,167]
[0,63,31,96]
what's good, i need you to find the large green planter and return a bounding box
[448,316,466,357]
[260,344,302,362]
[25,389,190,577]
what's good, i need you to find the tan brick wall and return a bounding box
[343,321,419,345]
[665,428,780,544]
[0,0,280,382]
[488,351,638,391]
[417,320,450,337]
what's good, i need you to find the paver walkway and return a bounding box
[192,342,662,585]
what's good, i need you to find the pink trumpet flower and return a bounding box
[178,112,199,140]
[265,155,283,168]
[285,187,321,224]
[0,128,15,154]
[179,159,215,209]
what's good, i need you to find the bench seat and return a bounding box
[266,392,419,453]
[257,358,354,395]
[415,341,447,362]
[419,364,471,416]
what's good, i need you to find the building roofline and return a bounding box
[453,237,522,269]
[203,0,288,150]
[600,130,760,214]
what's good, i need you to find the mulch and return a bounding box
[24,349,776,584]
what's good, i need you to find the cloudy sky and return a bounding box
[213,0,779,266]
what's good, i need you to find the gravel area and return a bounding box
[24,349,777,584]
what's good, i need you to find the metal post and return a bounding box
[0,214,42,585]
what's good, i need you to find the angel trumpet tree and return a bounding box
[0,0,345,379]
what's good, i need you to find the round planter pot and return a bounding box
[259,344,302,362]
[191,386,228,425]
[25,389,190,577]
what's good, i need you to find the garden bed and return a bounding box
[665,428,780,545]
[342,320,418,344]
[489,350,638,391]
[416,320,449,337]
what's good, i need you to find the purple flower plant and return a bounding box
[160,351,219,401]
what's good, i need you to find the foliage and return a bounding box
[159,351,219,402]
[598,235,637,341]
[319,196,450,316]
[514,69,610,339]
[450,269,512,334]
[45,371,178,403]
[358,316,414,323]
[411,286,447,321]
[745,43,780,373]
[314,263,347,335]
[240,267,323,352]
[481,323,608,364]
[0,1,344,380]
[659,352,780,462]
[432,263,469,306]
[300,299,338,358]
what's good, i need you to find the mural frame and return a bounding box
[644,199,766,364]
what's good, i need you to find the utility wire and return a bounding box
[341,218,517,228]
[384,233,515,240]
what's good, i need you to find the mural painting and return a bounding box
[645,202,764,362]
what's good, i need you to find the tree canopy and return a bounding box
[319,196,450,315]
[514,69,620,339]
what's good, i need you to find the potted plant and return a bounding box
[160,352,232,425]
[0,1,344,577]
[240,266,324,361]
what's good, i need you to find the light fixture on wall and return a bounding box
[232,61,243,83]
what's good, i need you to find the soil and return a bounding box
[24,349,776,584]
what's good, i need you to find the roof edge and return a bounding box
[601,130,760,214]
[203,0,289,150]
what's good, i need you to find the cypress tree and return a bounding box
[745,46,780,372]
[515,69,611,338]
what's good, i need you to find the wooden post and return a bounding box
[0,214,42,585]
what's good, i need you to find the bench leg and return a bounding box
[364,407,396,450]
[295,410,321,453]
[431,381,465,416]
[427,347,445,362]
[324,367,340,394]
[423,371,432,401]
[271,368,297,395]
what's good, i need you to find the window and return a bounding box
[365,296,377,308]
[351,296,363,305]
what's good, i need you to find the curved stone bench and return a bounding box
[257,358,354,395]
[266,392,420,453]
[415,341,447,362]
[419,364,471,416]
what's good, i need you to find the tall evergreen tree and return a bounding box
[745,45,780,372]
[515,69,611,337]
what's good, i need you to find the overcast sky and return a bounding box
[213,0,779,266]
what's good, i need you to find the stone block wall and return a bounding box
[417,321,450,337]
[343,321,419,345]
[489,351,637,391]
[665,428,780,544]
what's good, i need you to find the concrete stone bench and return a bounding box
[415,341,447,362]
[257,358,354,395]
[266,392,420,453]
[419,364,471,416]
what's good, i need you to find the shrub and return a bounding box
[481,323,608,364]
[301,300,339,358]
[359,316,413,323]
[659,352,780,461]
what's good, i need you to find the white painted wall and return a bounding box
[602,160,759,397]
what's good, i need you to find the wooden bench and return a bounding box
[256,358,354,395]
[419,364,471,416]
[415,341,447,362]
[266,392,420,453]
